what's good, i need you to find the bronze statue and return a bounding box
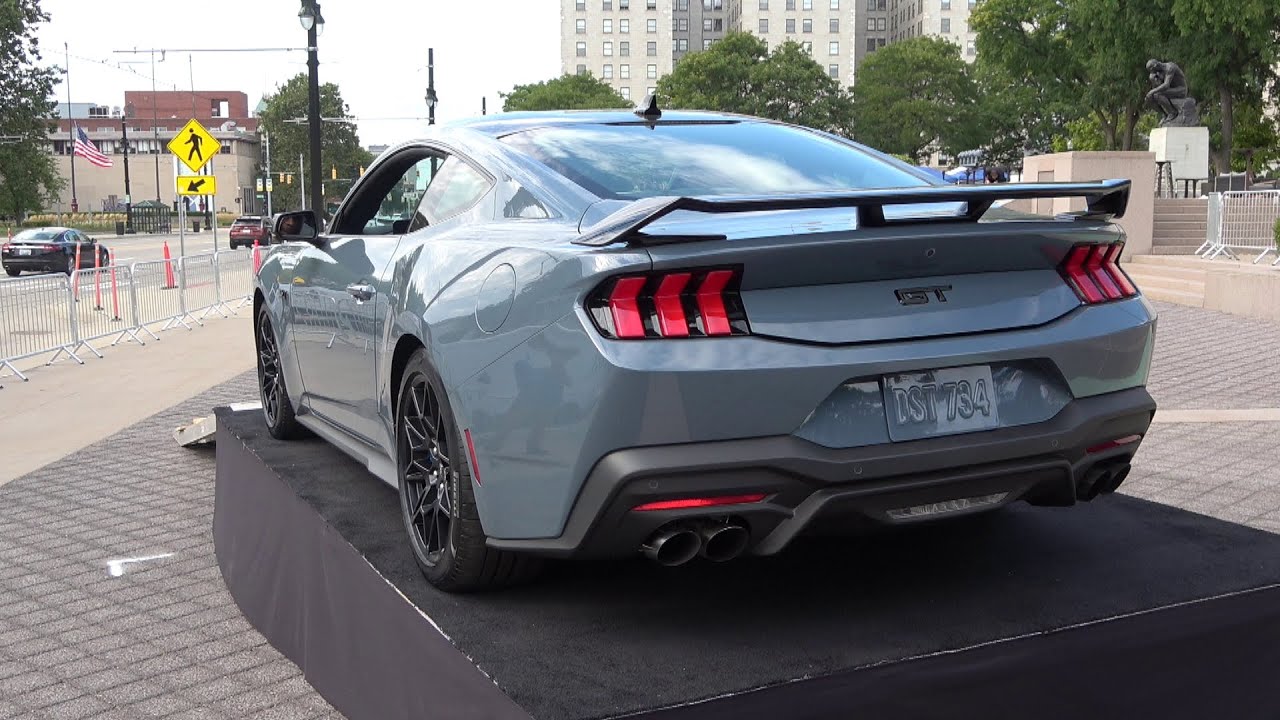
[1146,59,1199,127]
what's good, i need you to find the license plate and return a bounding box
[18,248,31,256]
[883,365,1000,442]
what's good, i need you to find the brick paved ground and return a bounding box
[0,300,1276,719]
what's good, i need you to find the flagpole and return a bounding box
[65,43,78,213]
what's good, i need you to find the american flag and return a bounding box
[72,126,113,168]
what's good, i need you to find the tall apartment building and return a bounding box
[559,0,978,101]
[887,0,979,60]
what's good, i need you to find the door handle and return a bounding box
[346,283,375,302]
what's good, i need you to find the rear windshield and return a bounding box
[500,121,932,200]
[14,229,61,241]
[233,218,262,226]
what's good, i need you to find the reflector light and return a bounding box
[695,270,734,336]
[1087,434,1142,454]
[653,272,692,337]
[464,429,483,486]
[587,266,749,340]
[608,276,648,339]
[633,493,768,512]
[1059,242,1138,305]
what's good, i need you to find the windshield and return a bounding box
[13,229,62,242]
[500,121,932,200]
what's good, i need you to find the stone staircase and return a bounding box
[1151,198,1208,255]
[1124,255,1207,306]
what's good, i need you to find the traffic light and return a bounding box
[278,172,285,183]
[331,165,337,180]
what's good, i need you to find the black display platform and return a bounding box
[212,408,1280,720]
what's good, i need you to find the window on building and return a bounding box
[801,40,812,52]
[603,64,614,78]
[704,18,712,31]
[576,0,586,9]
[647,40,657,55]
[714,18,723,30]
[621,86,631,99]
[678,38,688,51]
[576,41,587,56]
[621,18,630,32]
[760,0,769,8]
[967,38,975,55]
[577,64,587,74]
[940,17,949,32]
[647,64,658,79]
[877,17,886,30]
[786,18,796,32]
[941,0,950,8]
[866,38,876,51]
[621,0,630,6]
[968,0,976,7]
[678,17,688,30]
[760,18,768,32]
[704,38,713,49]
[866,17,874,29]
[829,40,838,55]
[802,0,812,9]
[867,0,875,8]
[576,18,586,33]
[604,18,613,32]
[830,0,839,8]
[648,0,657,7]
[648,18,657,32]
[604,40,614,55]
[803,18,812,32]
[829,18,839,32]
[620,41,630,55]
[828,63,839,78]
[676,0,687,9]
[786,0,795,8]
[604,0,612,8]
[621,64,631,78]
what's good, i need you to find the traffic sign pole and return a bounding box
[175,155,186,260]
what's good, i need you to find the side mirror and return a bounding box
[273,210,322,246]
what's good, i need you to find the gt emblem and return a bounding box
[895,285,952,306]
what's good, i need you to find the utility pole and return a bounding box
[300,0,325,221]
[65,43,78,213]
[426,48,437,126]
[482,97,486,115]
[264,131,273,216]
[299,153,306,211]
[121,106,134,233]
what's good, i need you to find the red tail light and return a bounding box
[632,493,767,512]
[1059,243,1138,305]
[588,267,750,340]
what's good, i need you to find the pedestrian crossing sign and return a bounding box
[167,119,222,174]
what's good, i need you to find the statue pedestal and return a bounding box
[1149,127,1209,183]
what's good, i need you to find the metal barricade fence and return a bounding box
[213,250,255,312]
[1202,190,1280,263]
[69,266,144,356]
[179,252,226,322]
[130,258,187,335]
[0,274,80,381]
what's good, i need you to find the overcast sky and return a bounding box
[36,0,563,145]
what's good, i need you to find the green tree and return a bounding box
[972,0,1175,151]
[0,0,62,221]
[1169,0,1280,173]
[657,32,853,132]
[849,37,980,164]
[500,73,629,111]
[970,58,1065,166]
[257,73,374,214]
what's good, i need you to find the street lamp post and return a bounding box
[299,0,325,219]
[425,48,437,126]
[121,104,134,234]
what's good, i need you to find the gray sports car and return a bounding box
[254,104,1156,592]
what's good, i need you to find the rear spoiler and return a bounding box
[573,179,1131,247]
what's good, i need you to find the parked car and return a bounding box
[228,216,270,249]
[2,227,111,277]
[253,107,1157,592]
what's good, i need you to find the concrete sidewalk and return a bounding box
[0,314,256,487]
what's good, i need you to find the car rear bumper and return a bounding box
[2,255,66,272]
[485,386,1156,559]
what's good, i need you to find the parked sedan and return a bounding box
[2,227,111,277]
[254,105,1156,592]
[229,216,270,249]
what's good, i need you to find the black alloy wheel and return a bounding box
[256,306,305,439]
[65,253,75,275]
[396,350,541,592]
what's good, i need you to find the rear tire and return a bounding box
[4,267,18,277]
[396,349,541,592]
[256,306,307,440]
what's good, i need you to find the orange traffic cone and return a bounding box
[162,241,177,289]
[252,239,262,274]
[72,243,82,301]
[109,249,122,321]
[93,243,103,310]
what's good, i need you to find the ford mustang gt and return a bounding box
[254,103,1157,592]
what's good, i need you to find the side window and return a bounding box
[411,156,492,229]
[364,155,442,235]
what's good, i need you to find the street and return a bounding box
[96,230,243,265]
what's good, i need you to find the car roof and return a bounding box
[18,227,71,234]
[447,109,756,137]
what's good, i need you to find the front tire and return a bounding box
[256,306,306,440]
[396,350,541,592]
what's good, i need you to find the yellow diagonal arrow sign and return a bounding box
[176,175,217,196]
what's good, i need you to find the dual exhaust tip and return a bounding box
[642,522,750,566]
[1077,461,1132,502]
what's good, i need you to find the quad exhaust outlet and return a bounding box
[642,521,750,566]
